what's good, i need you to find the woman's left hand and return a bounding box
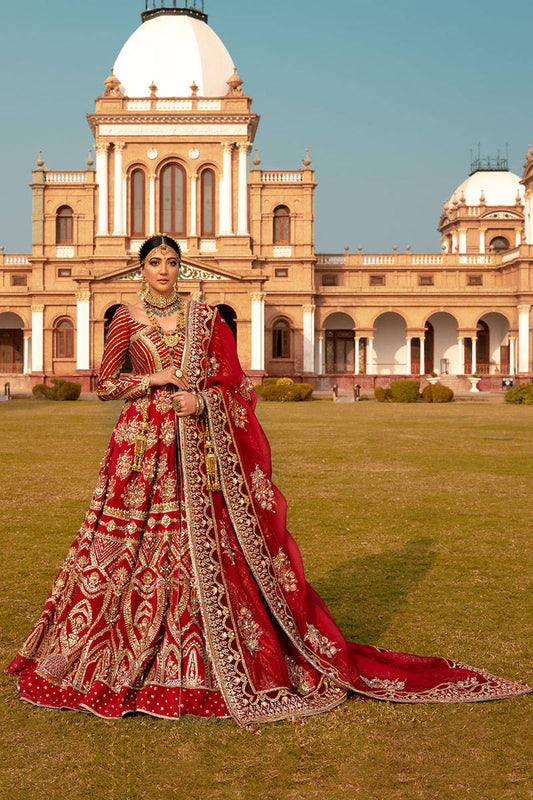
[173,391,197,417]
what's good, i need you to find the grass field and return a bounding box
[1,398,532,800]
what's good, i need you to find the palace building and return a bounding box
[2,2,533,393]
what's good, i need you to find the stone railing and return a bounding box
[261,171,304,182]
[3,254,31,265]
[45,172,87,183]
[315,252,499,268]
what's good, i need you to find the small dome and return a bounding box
[449,170,524,207]
[113,13,235,98]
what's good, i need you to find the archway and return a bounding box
[425,312,458,374]
[475,313,510,374]
[0,312,24,373]
[215,304,237,341]
[373,312,407,375]
[323,312,355,374]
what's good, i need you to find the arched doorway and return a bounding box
[323,312,355,374]
[477,312,510,374]
[215,304,237,341]
[423,313,459,374]
[373,312,407,374]
[104,305,133,373]
[0,312,24,373]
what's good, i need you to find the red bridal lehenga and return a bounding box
[8,302,531,725]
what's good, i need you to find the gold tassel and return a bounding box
[204,424,221,491]
[132,405,149,472]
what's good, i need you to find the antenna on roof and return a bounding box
[470,144,509,175]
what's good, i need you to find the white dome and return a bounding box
[113,13,235,98]
[450,170,524,207]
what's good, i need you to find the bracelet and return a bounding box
[140,375,151,395]
[195,393,205,416]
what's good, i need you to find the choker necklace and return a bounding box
[143,285,180,316]
[144,301,185,349]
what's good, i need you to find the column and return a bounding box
[366,336,374,374]
[317,331,324,375]
[23,332,31,374]
[509,336,516,376]
[457,336,465,374]
[459,230,467,252]
[354,336,360,375]
[471,337,477,374]
[518,304,531,373]
[516,230,522,247]
[479,231,485,254]
[31,304,44,373]
[525,194,533,244]
[302,304,315,373]
[220,143,234,235]
[122,175,127,234]
[250,292,265,370]
[95,142,110,235]
[405,336,412,374]
[190,173,198,237]
[237,142,251,235]
[76,291,91,370]
[148,174,156,235]
[419,338,425,375]
[113,142,125,235]
[452,232,458,253]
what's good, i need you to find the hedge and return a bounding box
[504,384,533,404]
[32,378,82,401]
[256,382,313,402]
[390,379,420,403]
[422,384,454,403]
[374,386,392,402]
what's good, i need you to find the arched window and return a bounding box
[56,206,73,244]
[273,206,290,244]
[201,168,215,236]
[489,236,509,253]
[160,163,186,236]
[272,319,290,358]
[54,317,74,358]
[130,168,145,237]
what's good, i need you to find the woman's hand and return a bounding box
[173,391,197,417]
[149,366,189,391]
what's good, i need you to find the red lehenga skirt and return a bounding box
[7,302,532,726]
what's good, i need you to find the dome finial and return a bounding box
[104,67,121,96]
[301,148,311,168]
[36,150,44,169]
[86,148,94,169]
[149,80,158,98]
[252,148,260,169]
[226,67,244,96]
[190,80,198,97]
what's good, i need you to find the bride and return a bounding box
[8,234,531,725]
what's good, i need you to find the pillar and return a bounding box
[419,338,425,376]
[405,336,412,374]
[148,174,156,235]
[237,143,251,235]
[317,331,324,375]
[458,336,465,374]
[250,291,265,370]
[31,304,44,373]
[518,304,530,373]
[459,230,467,253]
[354,335,360,374]
[113,142,125,235]
[220,143,234,235]
[76,291,91,370]
[509,336,516,376]
[190,172,198,237]
[95,142,110,235]
[479,231,485,254]
[302,304,315,373]
[23,332,31,374]
[471,337,477,374]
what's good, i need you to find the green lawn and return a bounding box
[1,398,532,800]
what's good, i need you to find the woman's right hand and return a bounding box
[149,366,189,391]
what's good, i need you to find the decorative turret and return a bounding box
[226,67,244,96]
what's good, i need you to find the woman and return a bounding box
[8,235,531,726]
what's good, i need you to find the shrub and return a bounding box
[32,378,81,401]
[256,382,313,402]
[390,379,420,403]
[263,377,277,386]
[504,384,533,404]
[374,386,392,402]
[276,377,294,387]
[422,384,454,403]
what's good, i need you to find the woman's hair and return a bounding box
[139,234,182,265]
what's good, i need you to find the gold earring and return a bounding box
[140,275,148,298]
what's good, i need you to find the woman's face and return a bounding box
[142,248,180,297]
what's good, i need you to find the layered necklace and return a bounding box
[144,288,185,349]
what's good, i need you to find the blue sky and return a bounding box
[1,0,532,253]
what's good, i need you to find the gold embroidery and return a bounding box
[237,607,262,653]
[228,395,248,430]
[272,550,298,592]
[250,466,276,511]
[304,624,340,658]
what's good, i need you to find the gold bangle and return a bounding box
[140,375,151,394]
[195,393,205,416]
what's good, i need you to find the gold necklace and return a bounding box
[145,303,185,349]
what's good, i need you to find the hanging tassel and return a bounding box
[132,405,149,472]
[204,424,221,491]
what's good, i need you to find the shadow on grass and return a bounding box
[311,537,436,645]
